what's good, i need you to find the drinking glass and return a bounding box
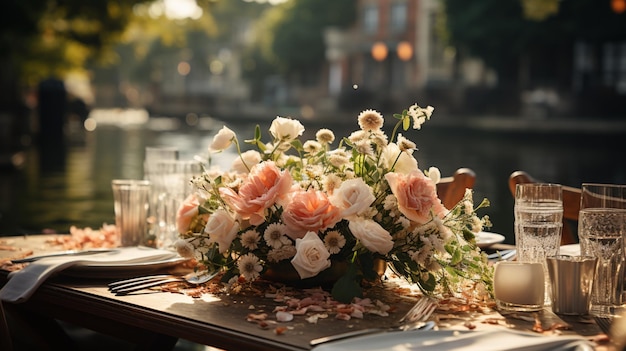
[143,146,179,246]
[153,159,203,249]
[579,183,626,316]
[515,183,563,305]
[111,179,151,247]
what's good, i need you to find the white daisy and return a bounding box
[241,229,260,250]
[237,253,263,281]
[323,230,346,254]
[264,223,288,248]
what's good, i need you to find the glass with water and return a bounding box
[514,183,563,305]
[578,183,626,316]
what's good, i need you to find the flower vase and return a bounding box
[261,259,387,289]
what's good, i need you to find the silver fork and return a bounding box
[309,296,437,347]
[108,271,218,295]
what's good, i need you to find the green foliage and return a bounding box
[443,0,626,73]
[331,261,362,303]
[256,0,357,74]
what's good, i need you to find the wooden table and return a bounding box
[0,235,611,351]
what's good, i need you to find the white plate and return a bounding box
[64,257,190,278]
[559,244,581,256]
[476,231,505,248]
[311,329,592,351]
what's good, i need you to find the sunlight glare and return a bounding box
[163,0,203,20]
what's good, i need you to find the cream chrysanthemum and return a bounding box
[397,133,416,153]
[315,128,335,144]
[357,109,384,131]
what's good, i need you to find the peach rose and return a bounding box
[220,161,292,226]
[385,171,446,224]
[176,194,207,234]
[291,231,331,279]
[281,190,342,240]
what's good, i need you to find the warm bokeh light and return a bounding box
[371,42,388,61]
[396,41,413,61]
[84,117,97,131]
[177,61,191,76]
[612,0,626,13]
[209,60,224,75]
[300,105,315,120]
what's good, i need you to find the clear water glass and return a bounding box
[514,183,563,306]
[153,159,203,249]
[579,183,626,317]
[111,179,151,247]
[143,146,179,246]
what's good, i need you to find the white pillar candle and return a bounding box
[494,261,545,312]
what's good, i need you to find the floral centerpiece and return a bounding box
[174,104,493,303]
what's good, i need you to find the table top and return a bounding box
[0,234,612,351]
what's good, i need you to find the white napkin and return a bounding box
[311,329,594,351]
[0,247,178,303]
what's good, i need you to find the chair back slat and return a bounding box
[437,168,476,210]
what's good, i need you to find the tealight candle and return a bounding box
[493,261,544,312]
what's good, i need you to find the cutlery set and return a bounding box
[107,271,219,294]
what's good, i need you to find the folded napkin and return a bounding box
[311,329,594,351]
[0,247,178,303]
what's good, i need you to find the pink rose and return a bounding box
[281,190,342,240]
[220,161,292,226]
[385,171,446,224]
[176,194,207,234]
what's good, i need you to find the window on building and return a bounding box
[602,41,626,93]
[363,4,378,34]
[390,2,407,33]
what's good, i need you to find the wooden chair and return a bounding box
[508,170,581,245]
[437,168,477,209]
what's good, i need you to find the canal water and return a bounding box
[1,112,625,245]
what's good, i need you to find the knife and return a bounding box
[309,320,436,347]
[11,249,118,264]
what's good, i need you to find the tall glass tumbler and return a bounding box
[515,183,563,305]
[153,160,203,249]
[111,179,151,247]
[143,146,179,246]
[579,183,626,316]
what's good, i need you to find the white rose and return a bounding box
[291,232,331,279]
[231,150,262,173]
[330,178,375,219]
[209,126,236,152]
[427,166,441,184]
[348,218,393,254]
[269,116,305,142]
[381,143,418,174]
[204,209,239,253]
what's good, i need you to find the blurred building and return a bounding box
[318,0,496,117]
